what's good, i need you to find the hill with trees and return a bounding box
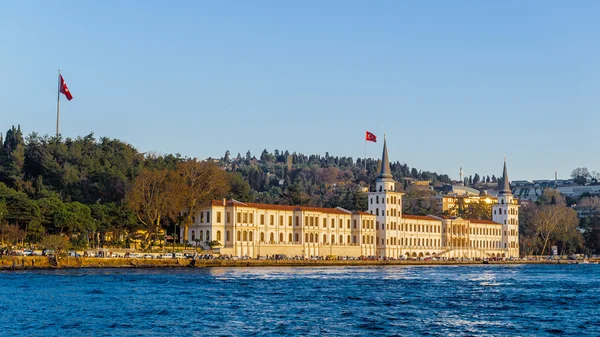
[0,126,451,251]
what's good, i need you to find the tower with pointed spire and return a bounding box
[492,159,520,257]
[367,135,404,258]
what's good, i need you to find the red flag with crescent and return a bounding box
[60,75,73,101]
[365,131,377,142]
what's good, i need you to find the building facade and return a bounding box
[186,138,520,258]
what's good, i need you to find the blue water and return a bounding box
[1,265,599,336]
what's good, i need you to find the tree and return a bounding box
[571,167,591,185]
[39,234,70,265]
[403,185,440,215]
[473,173,481,186]
[204,240,221,250]
[454,199,492,220]
[0,200,6,224]
[227,172,253,202]
[176,160,229,244]
[538,188,565,206]
[126,167,181,246]
[0,224,25,247]
[531,204,579,255]
[223,150,230,163]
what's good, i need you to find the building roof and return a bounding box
[377,137,393,180]
[210,199,351,215]
[465,218,501,225]
[402,214,440,221]
[499,159,512,195]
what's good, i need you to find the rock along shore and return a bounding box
[0,256,587,270]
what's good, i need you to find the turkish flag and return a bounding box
[366,131,377,142]
[60,75,73,101]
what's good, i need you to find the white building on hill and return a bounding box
[186,138,519,258]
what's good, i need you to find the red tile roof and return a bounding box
[210,200,351,215]
[464,218,501,225]
[402,214,440,221]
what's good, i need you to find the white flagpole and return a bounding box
[364,137,367,171]
[56,69,61,137]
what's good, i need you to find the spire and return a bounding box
[378,137,393,180]
[499,159,511,195]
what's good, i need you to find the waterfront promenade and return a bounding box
[0,256,591,270]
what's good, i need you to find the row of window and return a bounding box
[493,208,518,216]
[191,229,517,250]
[372,208,399,217]
[371,195,401,205]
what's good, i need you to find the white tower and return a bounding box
[492,159,520,257]
[367,136,404,258]
[459,167,464,185]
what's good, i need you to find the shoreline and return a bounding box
[1,256,594,271]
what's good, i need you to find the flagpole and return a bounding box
[56,69,61,137]
[364,138,367,171]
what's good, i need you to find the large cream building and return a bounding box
[186,139,520,258]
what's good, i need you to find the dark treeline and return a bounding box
[222,148,452,209]
[0,126,452,250]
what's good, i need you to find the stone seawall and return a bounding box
[1,256,583,270]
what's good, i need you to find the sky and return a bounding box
[1,1,599,181]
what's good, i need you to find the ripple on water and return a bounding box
[0,265,599,336]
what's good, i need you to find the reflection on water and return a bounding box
[1,265,599,336]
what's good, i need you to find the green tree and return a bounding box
[126,167,181,246]
[227,172,253,202]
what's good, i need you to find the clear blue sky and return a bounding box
[1,1,599,181]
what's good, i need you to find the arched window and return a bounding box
[361,235,364,244]
[294,233,299,242]
[348,235,351,244]
[305,233,308,242]
[249,232,253,241]
[376,196,379,203]
[323,234,327,243]
[260,232,265,242]
[309,233,314,243]
[289,233,292,242]
[339,235,343,244]
[376,208,379,216]
[280,233,284,242]
[226,231,230,241]
[206,230,210,241]
[191,230,196,241]
[237,231,240,242]
[217,231,221,241]
[243,231,247,241]
[270,233,275,242]
[331,234,335,244]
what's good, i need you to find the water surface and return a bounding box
[1,264,598,336]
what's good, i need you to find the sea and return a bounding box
[0,264,599,337]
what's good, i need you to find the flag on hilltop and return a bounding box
[60,75,73,101]
[365,131,377,142]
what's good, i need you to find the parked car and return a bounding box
[68,251,81,257]
[142,254,154,259]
